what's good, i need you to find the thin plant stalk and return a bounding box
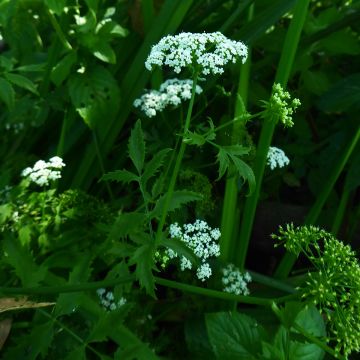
[220,3,254,263]
[155,73,199,243]
[275,125,360,278]
[92,130,114,200]
[235,0,311,270]
[331,188,351,236]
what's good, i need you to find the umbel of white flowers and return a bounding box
[221,264,252,296]
[96,288,127,312]
[267,146,290,170]
[21,156,66,186]
[157,219,221,282]
[133,78,203,118]
[145,32,248,75]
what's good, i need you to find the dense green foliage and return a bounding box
[0,0,359,359]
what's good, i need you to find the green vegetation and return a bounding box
[0,0,359,358]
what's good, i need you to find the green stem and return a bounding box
[275,126,360,278]
[235,0,310,270]
[154,277,273,306]
[39,309,102,358]
[92,130,114,200]
[0,276,134,295]
[220,4,254,263]
[46,9,72,50]
[57,109,74,157]
[155,73,199,243]
[331,188,351,236]
[141,0,155,33]
[292,322,344,359]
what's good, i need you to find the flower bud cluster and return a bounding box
[133,78,202,118]
[262,83,301,127]
[266,146,290,170]
[96,288,127,312]
[145,32,247,76]
[273,224,360,359]
[161,219,221,281]
[21,156,65,187]
[221,264,252,296]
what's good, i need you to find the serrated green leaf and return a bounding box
[101,169,139,184]
[129,241,156,298]
[223,145,251,156]
[216,148,230,180]
[0,204,12,224]
[0,77,15,109]
[150,190,202,219]
[51,51,77,86]
[142,148,171,186]
[183,130,207,146]
[206,312,264,359]
[4,320,54,360]
[68,65,120,129]
[44,0,66,15]
[229,154,256,195]
[107,212,145,241]
[3,235,47,286]
[4,73,39,95]
[55,253,92,316]
[128,120,145,174]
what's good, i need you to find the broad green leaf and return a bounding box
[85,0,99,11]
[317,73,360,113]
[302,70,330,96]
[74,10,97,33]
[101,169,139,184]
[96,20,128,38]
[129,241,156,298]
[128,120,145,174]
[15,63,46,72]
[92,41,116,64]
[319,29,360,55]
[4,73,38,95]
[51,51,77,86]
[0,77,15,109]
[229,154,255,195]
[150,190,203,219]
[185,316,215,358]
[68,65,120,129]
[107,212,145,241]
[3,236,47,286]
[206,312,264,359]
[0,204,12,224]
[44,0,66,15]
[142,148,171,186]
[216,148,230,180]
[64,346,86,360]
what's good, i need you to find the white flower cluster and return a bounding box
[221,264,252,296]
[266,146,290,170]
[133,78,202,118]
[145,32,248,76]
[96,288,127,312]
[167,219,221,281]
[21,156,66,186]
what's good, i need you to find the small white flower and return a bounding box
[133,78,202,118]
[21,156,66,186]
[221,264,252,296]
[196,262,212,281]
[145,32,247,76]
[267,146,290,170]
[97,288,127,311]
